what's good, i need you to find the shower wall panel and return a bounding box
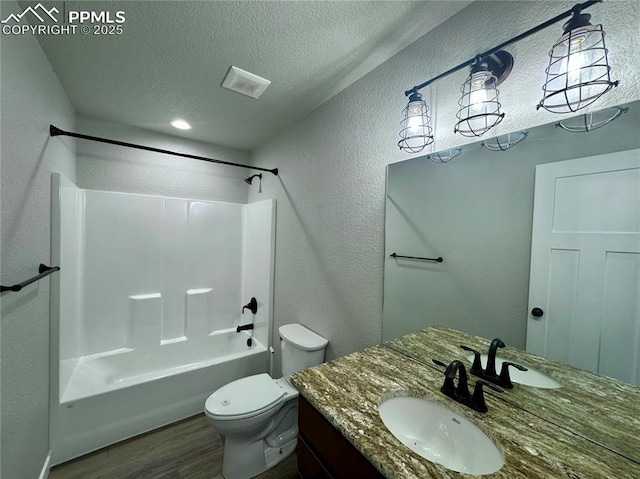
[60,189,249,359]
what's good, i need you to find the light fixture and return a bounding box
[454,51,512,137]
[427,148,462,163]
[170,119,191,130]
[481,131,529,151]
[555,105,628,132]
[537,8,618,113]
[398,91,433,153]
[398,1,617,155]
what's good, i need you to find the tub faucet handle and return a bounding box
[242,297,258,315]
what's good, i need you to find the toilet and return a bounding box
[205,323,328,479]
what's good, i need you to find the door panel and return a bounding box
[544,249,580,364]
[527,148,640,384]
[600,252,640,384]
[552,168,640,233]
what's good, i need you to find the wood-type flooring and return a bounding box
[49,414,297,479]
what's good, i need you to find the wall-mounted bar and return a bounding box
[50,125,279,176]
[390,253,443,263]
[1,264,60,293]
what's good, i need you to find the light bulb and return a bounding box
[398,93,433,153]
[407,107,424,136]
[560,34,589,85]
[470,88,487,106]
[467,72,491,119]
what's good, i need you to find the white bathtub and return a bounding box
[51,330,268,465]
[50,179,277,465]
[60,329,263,403]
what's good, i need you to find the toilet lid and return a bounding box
[205,373,285,420]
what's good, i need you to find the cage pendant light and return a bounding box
[454,52,512,138]
[537,12,618,113]
[454,69,503,137]
[398,91,434,153]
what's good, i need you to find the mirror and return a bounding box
[382,100,640,460]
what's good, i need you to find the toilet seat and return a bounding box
[205,373,285,421]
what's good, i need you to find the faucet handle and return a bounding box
[432,358,447,369]
[454,362,471,400]
[242,297,258,315]
[432,359,456,396]
[436,359,470,399]
[471,380,504,413]
[498,361,528,389]
[460,345,483,375]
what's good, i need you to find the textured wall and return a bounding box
[75,116,252,204]
[249,0,640,374]
[0,1,76,477]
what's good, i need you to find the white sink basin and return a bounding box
[378,396,503,475]
[466,354,561,389]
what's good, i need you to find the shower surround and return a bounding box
[49,174,275,464]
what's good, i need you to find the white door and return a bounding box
[526,149,640,385]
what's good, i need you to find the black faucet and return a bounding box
[236,323,254,333]
[439,360,471,400]
[485,338,505,378]
[433,359,503,413]
[460,339,528,389]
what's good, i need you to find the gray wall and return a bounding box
[75,116,252,203]
[0,1,76,477]
[249,0,640,374]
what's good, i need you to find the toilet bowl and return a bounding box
[205,324,328,479]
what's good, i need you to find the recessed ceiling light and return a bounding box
[170,119,191,130]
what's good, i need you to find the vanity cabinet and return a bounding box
[292,344,640,479]
[297,395,385,479]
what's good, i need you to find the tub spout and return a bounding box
[236,323,254,333]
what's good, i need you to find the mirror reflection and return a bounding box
[383,100,640,460]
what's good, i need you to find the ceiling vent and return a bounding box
[221,66,271,99]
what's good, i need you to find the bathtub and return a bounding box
[50,178,276,465]
[51,330,268,465]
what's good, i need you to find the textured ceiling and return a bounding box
[34,0,471,150]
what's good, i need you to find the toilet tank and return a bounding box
[279,324,328,382]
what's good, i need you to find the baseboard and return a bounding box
[39,450,52,479]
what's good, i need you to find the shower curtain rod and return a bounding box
[49,125,279,176]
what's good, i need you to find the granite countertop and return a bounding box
[291,344,640,479]
[387,326,640,462]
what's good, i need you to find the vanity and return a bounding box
[291,326,640,478]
